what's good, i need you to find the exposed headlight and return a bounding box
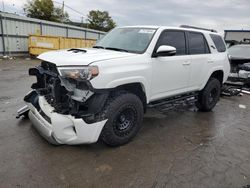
[58,66,99,80]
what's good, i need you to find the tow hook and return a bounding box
[16,105,29,119]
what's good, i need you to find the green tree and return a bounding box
[53,7,70,23]
[87,10,116,32]
[24,0,69,23]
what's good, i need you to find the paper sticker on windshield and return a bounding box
[138,29,155,34]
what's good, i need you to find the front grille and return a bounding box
[37,61,70,113]
[30,61,71,114]
[43,77,70,113]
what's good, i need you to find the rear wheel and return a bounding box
[100,91,143,146]
[196,78,221,111]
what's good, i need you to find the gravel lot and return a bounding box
[0,58,250,188]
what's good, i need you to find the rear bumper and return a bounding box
[27,96,107,145]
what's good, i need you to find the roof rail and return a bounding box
[180,25,217,33]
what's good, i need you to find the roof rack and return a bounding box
[180,25,217,33]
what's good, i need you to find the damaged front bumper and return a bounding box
[18,61,109,145]
[25,91,107,145]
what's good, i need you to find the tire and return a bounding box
[196,78,221,112]
[99,91,143,147]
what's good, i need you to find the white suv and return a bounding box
[18,25,230,146]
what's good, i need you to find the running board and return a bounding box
[148,92,198,112]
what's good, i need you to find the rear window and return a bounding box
[188,32,210,55]
[210,34,226,52]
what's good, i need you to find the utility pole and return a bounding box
[1,1,11,58]
[13,3,16,14]
[86,18,88,29]
[61,1,64,21]
[62,1,64,11]
[81,16,83,26]
[2,1,5,12]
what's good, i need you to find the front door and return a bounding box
[150,30,191,101]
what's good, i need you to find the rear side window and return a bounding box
[156,31,186,55]
[188,32,210,55]
[210,34,226,52]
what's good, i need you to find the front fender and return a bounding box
[90,57,151,102]
[92,76,149,103]
[108,77,149,100]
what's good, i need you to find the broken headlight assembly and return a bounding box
[58,66,99,81]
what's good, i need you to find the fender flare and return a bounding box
[200,67,224,90]
[106,76,149,103]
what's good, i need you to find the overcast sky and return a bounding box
[1,0,250,32]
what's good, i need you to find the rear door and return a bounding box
[187,31,212,89]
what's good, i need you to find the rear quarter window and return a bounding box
[210,34,226,52]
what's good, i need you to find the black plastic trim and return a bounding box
[24,90,40,111]
[87,93,109,114]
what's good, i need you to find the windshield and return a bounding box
[94,27,157,53]
[228,45,250,58]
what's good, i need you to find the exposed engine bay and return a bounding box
[229,57,250,82]
[24,61,108,122]
[223,41,250,96]
[223,58,250,96]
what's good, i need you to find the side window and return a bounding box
[188,32,210,55]
[210,34,226,52]
[156,31,186,55]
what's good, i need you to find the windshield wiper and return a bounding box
[93,46,129,52]
[93,45,105,49]
[105,47,129,52]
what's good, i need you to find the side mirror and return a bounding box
[155,45,176,57]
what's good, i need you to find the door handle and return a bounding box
[208,59,214,63]
[182,61,190,65]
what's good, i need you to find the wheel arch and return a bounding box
[114,83,147,113]
[210,70,224,85]
[201,69,224,90]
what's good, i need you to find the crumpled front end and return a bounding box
[24,61,108,145]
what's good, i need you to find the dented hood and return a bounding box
[37,48,137,66]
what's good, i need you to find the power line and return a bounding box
[1,0,87,22]
[1,2,25,16]
[53,0,87,18]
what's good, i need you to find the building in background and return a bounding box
[0,12,105,57]
[224,30,250,47]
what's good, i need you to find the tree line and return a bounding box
[23,0,116,32]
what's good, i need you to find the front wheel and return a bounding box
[196,78,221,111]
[100,91,143,146]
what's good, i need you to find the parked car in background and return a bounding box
[227,42,250,87]
[228,43,250,66]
